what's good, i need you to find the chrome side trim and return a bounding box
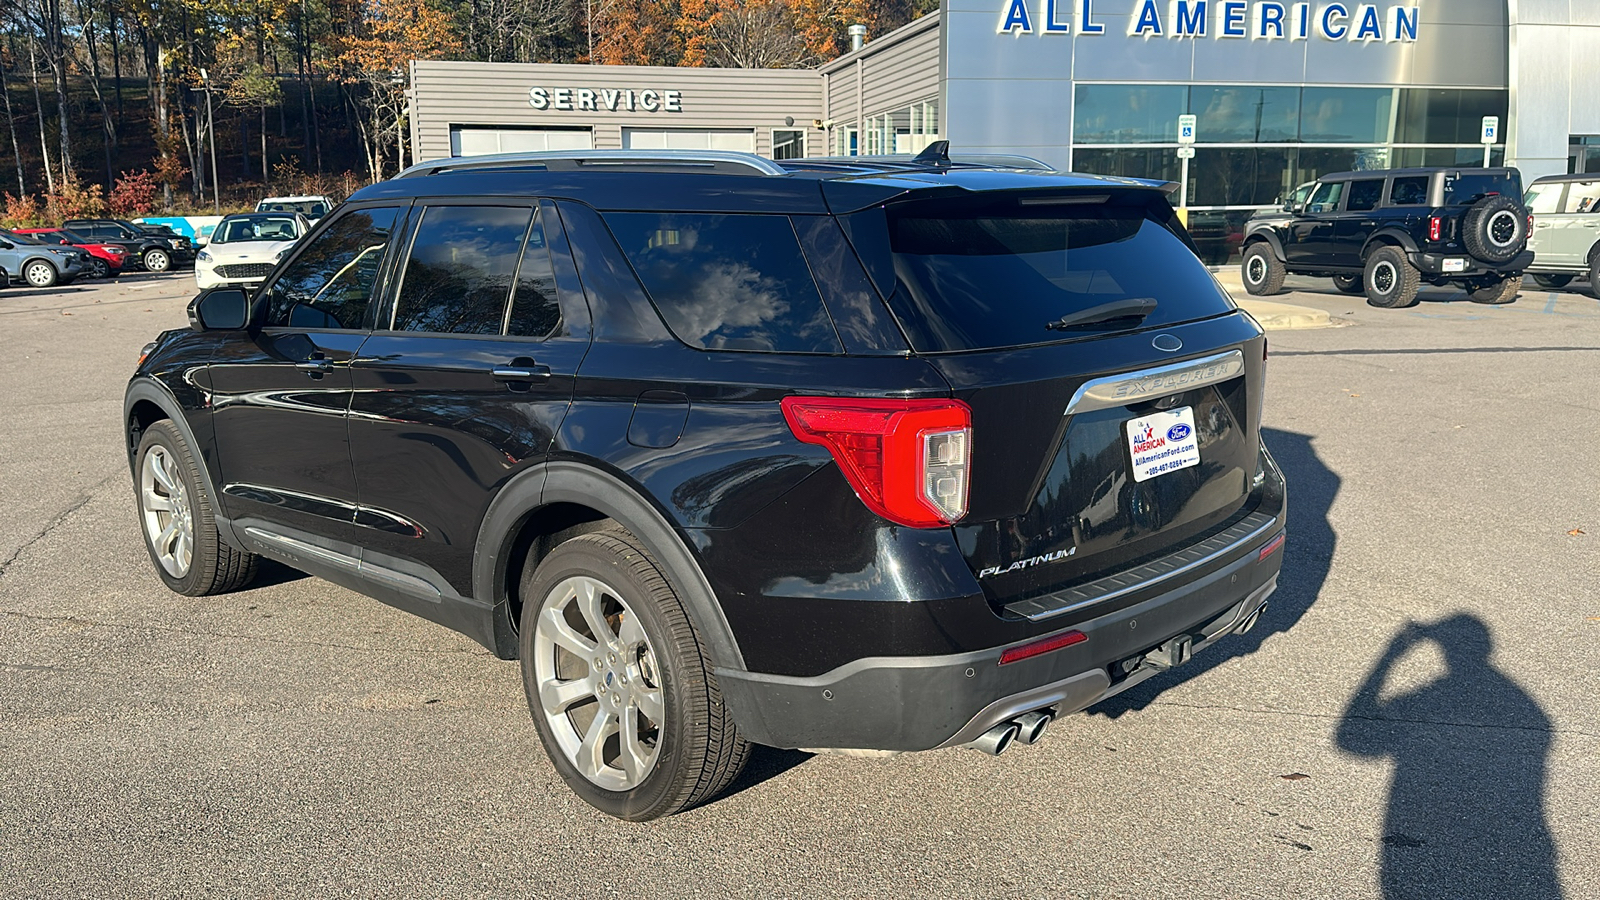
[243,525,442,603]
[1006,511,1280,622]
[244,526,359,571]
[1064,349,1246,416]
[359,563,443,603]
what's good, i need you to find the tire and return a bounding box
[1460,195,1527,264]
[142,248,172,272]
[1468,276,1521,305]
[1332,273,1364,294]
[134,421,260,596]
[1363,246,1421,308]
[88,258,110,279]
[23,259,57,288]
[519,530,751,821]
[1532,274,1572,289]
[1240,243,1286,296]
[1590,247,1600,300]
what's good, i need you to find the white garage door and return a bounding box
[450,127,593,157]
[622,128,755,152]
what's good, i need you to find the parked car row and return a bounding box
[0,216,203,290]
[1239,166,1598,306]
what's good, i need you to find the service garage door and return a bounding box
[450,127,593,157]
[622,128,755,152]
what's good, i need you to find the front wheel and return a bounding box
[143,248,171,272]
[1468,276,1521,305]
[88,258,110,279]
[1532,273,1572,289]
[1363,247,1421,308]
[1332,273,1364,295]
[519,530,750,821]
[1241,243,1286,296]
[23,260,57,288]
[134,421,260,595]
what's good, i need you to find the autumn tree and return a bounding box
[679,0,807,68]
[335,0,461,181]
[590,0,683,66]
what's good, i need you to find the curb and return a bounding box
[1212,270,1335,330]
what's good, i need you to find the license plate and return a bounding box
[1126,407,1201,483]
[1442,258,1467,272]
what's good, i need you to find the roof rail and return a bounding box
[787,152,1055,172]
[396,149,790,179]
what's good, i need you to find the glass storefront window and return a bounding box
[1073,84,1188,143]
[1070,147,1181,185]
[1185,148,1293,206]
[1299,88,1392,143]
[1392,147,1504,168]
[1395,90,1508,144]
[1190,86,1300,143]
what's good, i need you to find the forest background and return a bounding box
[0,0,937,224]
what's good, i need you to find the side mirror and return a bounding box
[188,288,249,332]
[0,240,12,250]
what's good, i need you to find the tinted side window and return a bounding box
[1347,179,1384,212]
[508,210,561,338]
[392,206,532,334]
[265,206,401,329]
[1307,182,1344,213]
[1389,176,1430,206]
[1443,173,1519,205]
[604,213,841,353]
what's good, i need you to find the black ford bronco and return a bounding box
[1240,167,1531,307]
[124,145,1286,820]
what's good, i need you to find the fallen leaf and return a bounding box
[1569,529,1587,536]
[1587,617,1600,623]
[1279,773,1311,781]
[61,311,72,316]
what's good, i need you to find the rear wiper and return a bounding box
[1045,297,1158,331]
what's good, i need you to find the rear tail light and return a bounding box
[999,629,1087,665]
[781,396,972,528]
[1428,216,1442,242]
[1259,531,1286,561]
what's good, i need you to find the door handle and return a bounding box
[297,354,333,377]
[492,358,551,382]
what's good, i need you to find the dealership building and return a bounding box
[410,1,1600,263]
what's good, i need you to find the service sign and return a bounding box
[996,1,1421,42]
[529,87,684,113]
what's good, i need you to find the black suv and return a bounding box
[124,147,1286,820]
[63,218,194,272]
[1240,167,1531,307]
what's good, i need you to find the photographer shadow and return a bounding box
[1336,615,1561,899]
[1089,427,1338,718]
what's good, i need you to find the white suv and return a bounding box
[1524,174,1600,296]
[255,195,334,222]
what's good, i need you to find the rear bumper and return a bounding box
[1410,249,1533,276]
[717,511,1285,753]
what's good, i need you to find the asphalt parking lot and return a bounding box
[1,272,1596,899]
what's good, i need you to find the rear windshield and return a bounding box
[1443,173,1519,205]
[875,196,1234,353]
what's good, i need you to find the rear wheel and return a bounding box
[1590,248,1600,300]
[1532,274,1572,289]
[520,530,750,821]
[23,260,57,288]
[1241,243,1286,296]
[1468,276,1521,305]
[1363,246,1420,308]
[1332,273,1364,294]
[134,421,260,595]
[142,247,171,272]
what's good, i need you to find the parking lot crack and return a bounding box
[0,608,490,657]
[0,472,120,578]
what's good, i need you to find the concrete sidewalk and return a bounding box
[1211,268,1335,330]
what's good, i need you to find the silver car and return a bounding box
[1524,173,1600,296]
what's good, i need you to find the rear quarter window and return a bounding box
[604,212,841,353]
[865,195,1235,353]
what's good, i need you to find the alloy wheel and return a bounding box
[1372,260,1396,294]
[145,249,171,272]
[139,445,193,577]
[24,262,54,287]
[1487,210,1519,248]
[1246,256,1266,285]
[533,575,665,791]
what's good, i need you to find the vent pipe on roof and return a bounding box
[848,24,868,52]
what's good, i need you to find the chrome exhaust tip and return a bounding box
[1013,711,1053,745]
[1236,601,1269,634]
[970,722,1020,756]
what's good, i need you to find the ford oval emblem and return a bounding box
[1167,423,1192,441]
[1152,334,1183,352]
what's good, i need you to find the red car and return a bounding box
[15,227,128,279]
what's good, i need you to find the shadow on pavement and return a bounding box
[1089,427,1338,718]
[249,558,311,589]
[1335,615,1562,900]
[718,746,814,801]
